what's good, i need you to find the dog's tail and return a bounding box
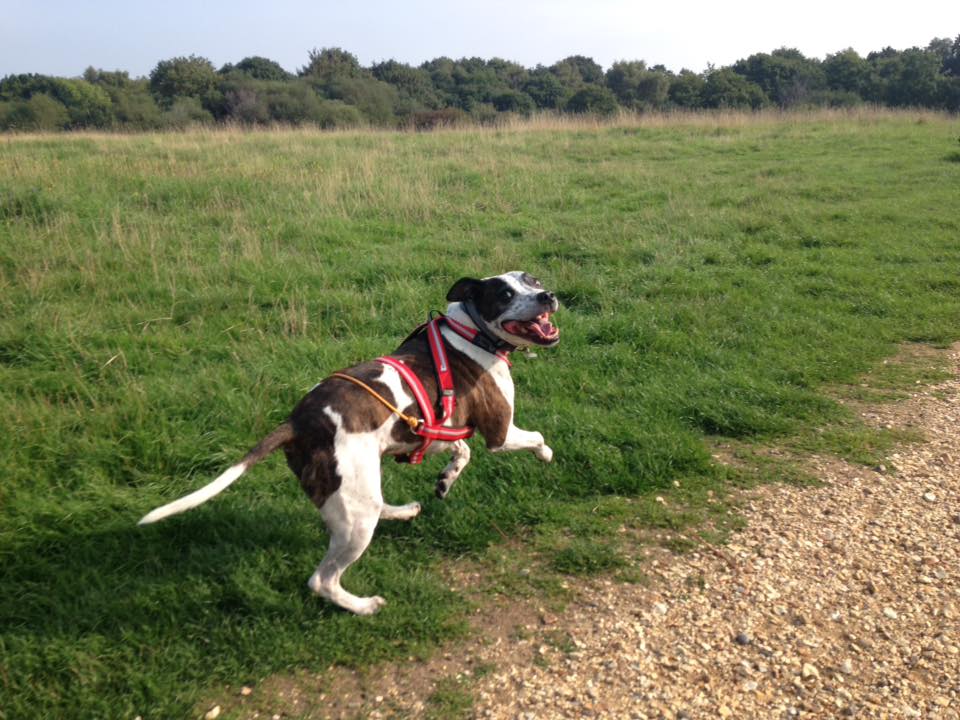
[137,422,295,526]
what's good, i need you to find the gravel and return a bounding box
[468,345,960,719]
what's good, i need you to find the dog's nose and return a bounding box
[537,291,557,305]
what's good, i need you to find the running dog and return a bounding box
[138,272,560,615]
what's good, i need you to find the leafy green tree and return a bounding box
[149,55,219,109]
[551,55,604,86]
[522,66,568,109]
[667,70,706,108]
[486,58,528,89]
[323,76,398,125]
[701,68,768,109]
[0,93,69,130]
[370,60,441,112]
[939,35,960,76]
[823,49,873,95]
[492,89,535,114]
[84,67,162,129]
[220,56,291,81]
[564,85,619,115]
[605,61,670,110]
[732,49,825,106]
[299,47,366,80]
[878,47,943,106]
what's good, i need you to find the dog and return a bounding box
[138,271,560,615]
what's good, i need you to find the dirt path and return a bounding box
[222,346,959,719]
[465,346,960,719]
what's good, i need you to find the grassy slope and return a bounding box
[1,112,958,718]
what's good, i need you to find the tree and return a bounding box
[0,93,69,130]
[605,61,670,110]
[522,66,568,109]
[221,56,291,81]
[492,89,535,114]
[299,47,366,81]
[149,55,219,108]
[668,70,706,108]
[371,60,441,111]
[823,49,872,95]
[564,85,619,115]
[877,48,943,107]
[551,55,604,86]
[732,48,825,107]
[701,68,768,109]
[940,35,960,76]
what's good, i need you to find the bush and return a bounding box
[492,89,535,114]
[161,96,214,128]
[311,99,364,128]
[0,94,69,131]
[409,107,467,130]
[564,85,620,115]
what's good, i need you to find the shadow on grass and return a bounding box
[3,507,336,641]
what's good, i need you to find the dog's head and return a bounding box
[446,271,560,348]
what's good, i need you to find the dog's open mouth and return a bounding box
[502,312,560,345]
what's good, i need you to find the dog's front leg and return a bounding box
[491,424,553,463]
[436,439,471,498]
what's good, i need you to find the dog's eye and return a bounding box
[500,288,514,301]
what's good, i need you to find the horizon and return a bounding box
[2,0,957,79]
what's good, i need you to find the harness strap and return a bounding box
[328,373,421,431]
[329,314,506,465]
[376,316,475,464]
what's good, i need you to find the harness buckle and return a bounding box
[441,389,455,397]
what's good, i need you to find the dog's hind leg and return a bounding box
[304,432,390,615]
[435,439,471,499]
[380,501,421,520]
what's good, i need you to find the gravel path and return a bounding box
[468,346,960,719]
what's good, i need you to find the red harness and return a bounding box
[376,314,510,464]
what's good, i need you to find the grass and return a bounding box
[2,109,959,718]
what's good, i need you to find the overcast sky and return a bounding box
[2,0,957,78]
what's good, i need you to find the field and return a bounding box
[1,110,959,718]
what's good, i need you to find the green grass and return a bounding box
[2,111,959,718]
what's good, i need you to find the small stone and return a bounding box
[204,707,221,720]
[655,496,666,505]
[801,663,820,680]
[734,632,752,646]
[653,602,668,615]
[743,680,759,692]
[883,607,899,620]
[935,696,951,707]
[923,492,937,502]
[718,705,732,718]
[240,686,253,696]
[840,659,854,675]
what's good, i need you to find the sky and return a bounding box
[2,0,957,79]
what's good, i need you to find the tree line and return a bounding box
[1,38,959,132]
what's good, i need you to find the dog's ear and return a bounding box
[446,277,483,302]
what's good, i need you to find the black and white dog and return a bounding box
[139,272,560,615]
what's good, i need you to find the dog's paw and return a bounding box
[536,444,554,463]
[354,595,387,616]
[435,475,449,499]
